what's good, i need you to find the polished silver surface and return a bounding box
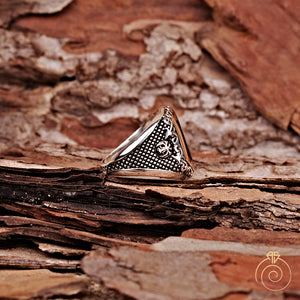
[119,122,158,157]
[103,106,193,181]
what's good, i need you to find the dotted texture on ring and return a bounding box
[107,120,182,173]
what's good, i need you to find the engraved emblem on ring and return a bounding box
[156,140,172,158]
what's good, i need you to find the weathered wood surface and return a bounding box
[1,146,299,235]
[1,227,299,299]
[0,269,90,299]
[0,149,299,300]
[82,228,300,300]
[13,0,212,55]
[1,0,300,159]
[0,0,73,28]
[197,0,300,134]
[0,0,300,299]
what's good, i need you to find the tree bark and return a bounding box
[0,146,299,299]
[0,0,300,299]
[198,0,300,134]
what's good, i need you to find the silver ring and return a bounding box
[103,106,193,181]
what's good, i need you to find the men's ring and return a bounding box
[103,106,193,181]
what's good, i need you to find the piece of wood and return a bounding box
[0,245,80,269]
[14,0,212,55]
[82,246,248,300]
[36,242,89,256]
[1,5,300,157]
[0,0,73,27]
[0,147,299,234]
[197,0,300,134]
[0,216,152,248]
[182,227,300,246]
[82,233,300,300]
[0,269,88,299]
[0,1,300,298]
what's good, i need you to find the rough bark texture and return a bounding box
[0,1,300,158]
[0,145,299,299]
[0,0,300,299]
[197,0,300,134]
[0,0,73,28]
[82,238,300,300]
[1,146,300,233]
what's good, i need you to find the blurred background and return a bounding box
[0,0,299,163]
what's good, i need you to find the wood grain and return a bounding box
[14,0,212,55]
[197,0,300,134]
[0,1,300,298]
[0,146,299,234]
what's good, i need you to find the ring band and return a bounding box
[103,106,193,181]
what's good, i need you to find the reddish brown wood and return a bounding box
[182,227,300,246]
[14,0,212,55]
[82,233,300,299]
[0,1,300,298]
[61,117,140,148]
[0,269,89,299]
[0,0,73,27]
[198,0,300,133]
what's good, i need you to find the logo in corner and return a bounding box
[255,251,292,292]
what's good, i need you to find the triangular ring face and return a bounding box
[103,106,193,181]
